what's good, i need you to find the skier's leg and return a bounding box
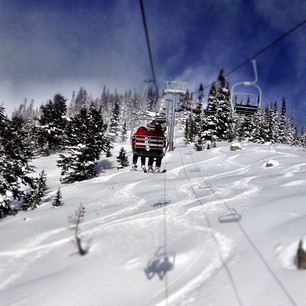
[154,157,162,172]
[132,154,138,170]
[133,154,138,164]
[148,157,154,172]
[141,156,147,171]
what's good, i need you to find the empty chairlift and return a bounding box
[231,60,262,116]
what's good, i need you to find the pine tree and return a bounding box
[216,70,233,141]
[116,147,129,168]
[203,82,218,142]
[270,102,279,143]
[194,83,204,150]
[109,98,120,141]
[52,188,64,207]
[300,127,306,148]
[22,169,47,210]
[0,110,35,208]
[120,120,128,142]
[278,97,287,144]
[0,107,12,217]
[57,105,111,183]
[206,82,218,113]
[261,105,273,143]
[73,87,88,114]
[37,94,68,154]
[286,118,298,146]
[236,114,256,141]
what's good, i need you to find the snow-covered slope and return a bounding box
[1,132,306,306]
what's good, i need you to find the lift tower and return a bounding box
[163,81,186,151]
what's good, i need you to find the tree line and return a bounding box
[1,74,306,218]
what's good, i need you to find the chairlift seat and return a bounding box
[235,104,258,115]
[132,134,166,158]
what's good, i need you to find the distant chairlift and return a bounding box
[231,60,262,116]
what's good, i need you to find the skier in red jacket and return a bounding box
[131,120,166,172]
[131,126,148,171]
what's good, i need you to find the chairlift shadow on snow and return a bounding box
[198,183,212,189]
[144,246,176,280]
[152,198,171,207]
[190,167,201,173]
[218,208,241,223]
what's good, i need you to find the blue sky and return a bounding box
[0,0,306,129]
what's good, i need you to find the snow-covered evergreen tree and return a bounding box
[216,70,233,141]
[37,94,68,154]
[108,98,120,141]
[260,105,273,143]
[286,118,298,146]
[236,114,256,141]
[0,110,35,209]
[57,105,111,183]
[120,120,128,142]
[194,83,204,150]
[270,102,279,143]
[116,147,129,169]
[278,97,287,144]
[202,82,218,141]
[72,87,88,114]
[22,169,47,210]
[52,188,64,207]
[0,107,12,216]
[300,127,306,148]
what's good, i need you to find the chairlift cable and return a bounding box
[193,18,306,95]
[139,0,158,92]
[225,18,306,77]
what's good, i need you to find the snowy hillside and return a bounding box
[1,131,306,306]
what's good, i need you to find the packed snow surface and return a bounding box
[1,132,306,306]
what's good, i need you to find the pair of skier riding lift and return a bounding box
[131,120,166,173]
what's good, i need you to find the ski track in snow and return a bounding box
[1,139,305,305]
[0,227,70,290]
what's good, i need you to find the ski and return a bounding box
[130,167,166,173]
[147,169,166,173]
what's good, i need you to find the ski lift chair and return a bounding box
[235,101,259,115]
[231,60,262,116]
[130,112,168,161]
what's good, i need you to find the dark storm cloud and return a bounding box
[0,0,306,128]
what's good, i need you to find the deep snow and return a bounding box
[1,131,306,306]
